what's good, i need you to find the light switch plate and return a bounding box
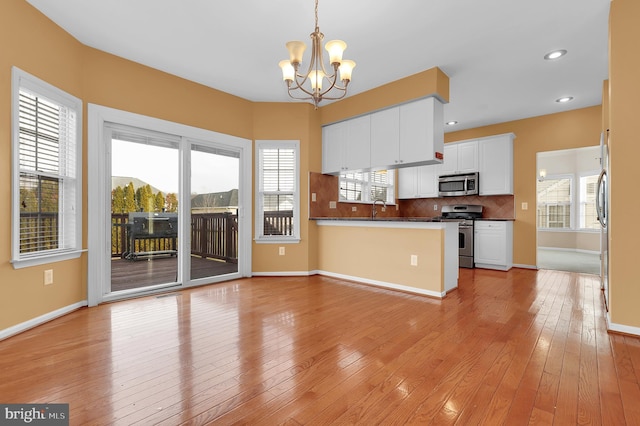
[522,202,528,210]
[329,201,337,209]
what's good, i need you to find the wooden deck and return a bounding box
[111,256,238,292]
[1,269,639,424]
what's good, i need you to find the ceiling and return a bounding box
[25,0,610,132]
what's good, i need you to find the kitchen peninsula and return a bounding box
[314,218,459,298]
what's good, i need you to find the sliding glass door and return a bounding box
[88,104,252,306]
[109,126,181,294]
[189,143,239,281]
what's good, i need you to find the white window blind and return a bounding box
[537,177,572,229]
[256,141,299,242]
[12,67,82,268]
[339,170,395,204]
[579,174,599,229]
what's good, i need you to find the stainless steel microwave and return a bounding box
[438,172,479,197]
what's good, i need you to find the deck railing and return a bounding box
[110,211,293,262]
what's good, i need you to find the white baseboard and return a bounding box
[538,246,600,255]
[513,263,538,270]
[251,271,314,277]
[606,313,640,337]
[316,270,446,299]
[1,301,87,341]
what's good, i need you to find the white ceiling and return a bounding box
[25,0,610,132]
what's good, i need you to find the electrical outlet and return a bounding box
[433,204,438,211]
[44,269,53,285]
[279,247,285,256]
[522,202,528,210]
[352,206,357,212]
[311,192,317,202]
[410,255,418,266]
[329,201,337,209]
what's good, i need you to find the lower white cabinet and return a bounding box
[474,220,513,270]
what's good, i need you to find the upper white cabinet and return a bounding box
[370,107,400,168]
[322,115,371,174]
[478,133,514,195]
[397,97,444,168]
[323,96,444,175]
[398,164,441,199]
[441,140,478,175]
[371,97,444,170]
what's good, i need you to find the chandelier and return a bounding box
[278,0,356,109]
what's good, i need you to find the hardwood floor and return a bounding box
[2,268,640,425]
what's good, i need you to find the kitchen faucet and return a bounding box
[371,199,387,219]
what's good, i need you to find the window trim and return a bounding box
[254,140,300,243]
[11,67,83,269]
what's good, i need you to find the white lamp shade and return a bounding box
[279,60,295,82]
[325,40,346,64]
[286,41,306,64]
[339,60,356,82]
[309,70,325,90]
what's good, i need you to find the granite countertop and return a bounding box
[309,216,438,222]
[310,216,515,222]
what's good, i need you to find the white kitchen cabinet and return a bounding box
[398,164,441,199]
[478,133,514,195]
[370,107,399,168]
[370,97,444,170]
[474,220,513,271]
[441,140,478,175]
[321,115,371,174]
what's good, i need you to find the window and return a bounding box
[255,140,300,242]
[339,170,395,204]
[537,176,572,229]
[11,68,82,268]
[579,174,599,229]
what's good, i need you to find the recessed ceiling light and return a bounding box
[555,96,574,103]
[544,49,567,60]
[446,121,458,126]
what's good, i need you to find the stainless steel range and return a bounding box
[436,205,483,268]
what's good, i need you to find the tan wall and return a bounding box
[608,0,640,328]
[320,67,450,125]
[0,1,311,331]
[0,0,87,330]
[4,0,639,334]
[445,106,602,267]
[251,103,318,273]
[317,225,444,293]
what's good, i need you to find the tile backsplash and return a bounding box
[308,171,515,219]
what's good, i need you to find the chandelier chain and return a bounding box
[314,0,319,31]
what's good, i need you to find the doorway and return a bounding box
[536,146,601,275]
[88,105,252,306]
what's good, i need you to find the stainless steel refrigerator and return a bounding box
[597,131,609,311]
